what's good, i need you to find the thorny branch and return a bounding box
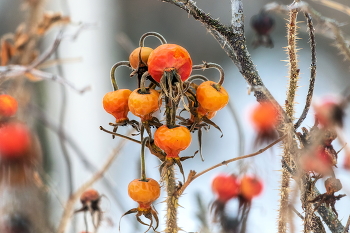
[160,0,347,232]
[264,1,350,63]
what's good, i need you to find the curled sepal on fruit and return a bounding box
[147,44,192,83]
[120,178,160,232]
[0,94,18,118]
[74,189,102,230]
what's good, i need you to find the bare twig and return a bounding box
[175,135,285,197]
[57,133,131,233]
[343,215,350,233]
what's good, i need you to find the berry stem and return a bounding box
[139,32,167,47]
[140,137,149,181]
[140,71,150,93]
[192,62,225,86]
[110,61,130,91]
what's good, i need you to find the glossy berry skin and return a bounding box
[196,81,229,112]
[128,178,160,208]
[0,94,18,117]
[212,174,240,202]
[129,47,154,69]
[0,122,31,159]
[128,88,161,121]
[147,44,192,82]
[103,89,132,123]
[240,176,263,201]
[250,103,278,132]
[154,125,192,158]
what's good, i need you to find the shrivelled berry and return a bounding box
[250,11,275,48]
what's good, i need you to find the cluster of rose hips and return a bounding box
[0,94,37,185]
[211,173,263,204]
[101,32,229,231]
[211,173,263,231]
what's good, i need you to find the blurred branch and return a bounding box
[29,104,129,214]
[57,133,131,233]
[264,1,350,62]
[0,24,95,94]
[312,0,350,16]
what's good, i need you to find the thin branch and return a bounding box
[343,215,350,233]
[264,1,350,63]
[175,135,285,197]
[294,12,317,129]
[55,47,76,233]
[57,133,131,233]
[99,126,141,144]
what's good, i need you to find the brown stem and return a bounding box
[278,2,300,232]
[175,135,286,197]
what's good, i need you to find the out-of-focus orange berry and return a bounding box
[240,176,263,201]
[250,102,278,132]
[147,44,192,82]
[211,174,240,202]
[0,94,18,117]
[0,122,31,159]
[129,47,154,69]
[154,125,192,158]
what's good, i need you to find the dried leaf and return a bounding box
[37,12,71,35]
[1,40,15,65]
